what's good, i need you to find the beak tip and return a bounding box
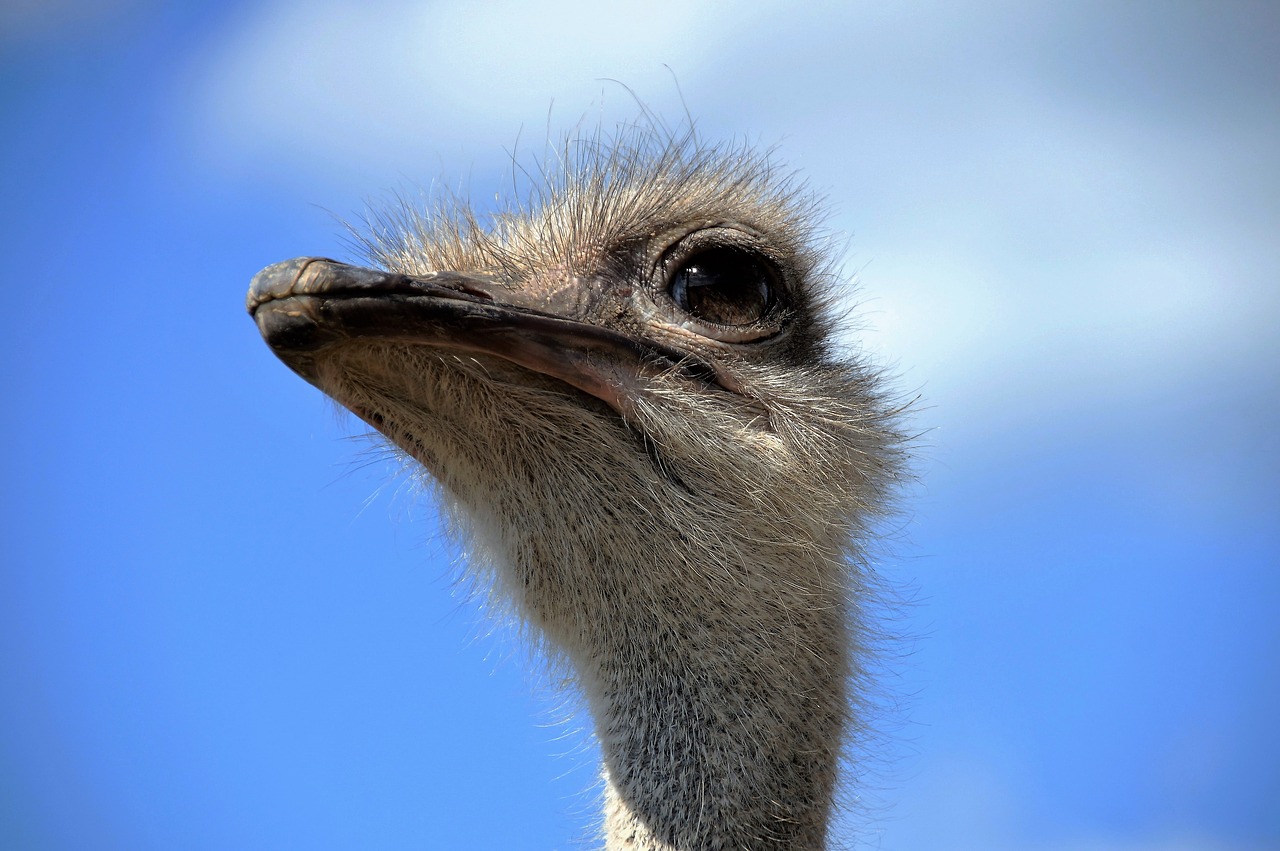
[247,257,340,315]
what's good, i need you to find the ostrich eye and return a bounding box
[668,247,776,327]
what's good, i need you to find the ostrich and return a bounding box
[247,124,906,850]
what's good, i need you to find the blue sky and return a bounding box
[2,1,1277,849]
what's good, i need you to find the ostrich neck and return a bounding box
[430,379,866,849]
[561,547,850,851]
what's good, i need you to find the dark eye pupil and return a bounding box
[670,248,774,326]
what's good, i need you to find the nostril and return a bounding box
[427,272,499,302]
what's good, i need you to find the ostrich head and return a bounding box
[248,125,906,850]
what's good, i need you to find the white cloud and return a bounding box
[178,0,791,185]
[180,0,1279,448]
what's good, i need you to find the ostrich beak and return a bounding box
[247,257,731,417]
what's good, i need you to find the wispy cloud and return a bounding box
[179,0,787,182]
[179,0,1279,442]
